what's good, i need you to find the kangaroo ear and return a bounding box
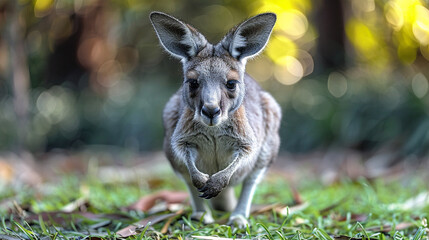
[150,12,207,60]
[222,13,276,61]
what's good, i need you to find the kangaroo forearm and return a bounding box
[197,149,257,199]
[181,152,203,176]
[172,142,209,190]
[217,149,256,183]
[186,158,204,177]
[172,140,201,173]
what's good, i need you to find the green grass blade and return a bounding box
[14,221,36,240]
[53,225,68,240]
[70,220,78,233]
[136,230,145,240]
[279,206,290,231]
[313,228,333,240]
[138,221,151,238]
[1,217,11,234]
[275,230,286,240]
[246,222,252,239]
[38,215,48,235]
[373,232,386,240]
[272,208,278,224]
[257,222,274,240]
[227,225,232,238]
[357,222,370,240]
[197,211,209,226]
[393,231,404,240]
[182,216,196,231]
[412,227,425,240]
[280,216,289,230]
[296,231,303,240]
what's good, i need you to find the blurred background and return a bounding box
[0,0,429,162]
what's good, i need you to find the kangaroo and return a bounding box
[150,11,281,227]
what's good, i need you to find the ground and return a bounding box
[0,149,428,239]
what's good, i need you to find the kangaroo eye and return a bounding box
[226,80,238,91]
[187,79,199,91]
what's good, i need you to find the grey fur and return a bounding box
[150,11,281,227]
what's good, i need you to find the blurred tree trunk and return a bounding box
[313,0,346,74]
[46,14,86,88]
[6,1,30,153]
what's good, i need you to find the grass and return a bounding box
[0,160,428,240]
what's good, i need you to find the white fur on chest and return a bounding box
[191,128,238,175]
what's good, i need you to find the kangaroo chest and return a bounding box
[190,132,237,175]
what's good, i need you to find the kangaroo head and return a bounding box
[150,12,276,127]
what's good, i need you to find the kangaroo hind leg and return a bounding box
[210,186,237,212]
[228,167,267,227]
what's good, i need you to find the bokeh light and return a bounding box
[275,56,304,85]
[277,10,308,40]
[412,73,428,98]
[413,5,429,45]
[385,1,404,30]
[327,72,348,98]
[253,0,313,85]
[34,0,54,17]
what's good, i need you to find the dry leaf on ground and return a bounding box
[116,211,183,237]
[127,190,188,212]
[364,222,414,232]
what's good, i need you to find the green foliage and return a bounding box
[274,73,429,154]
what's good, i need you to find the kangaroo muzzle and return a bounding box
[201,105,220,119]
[200,103,221,126]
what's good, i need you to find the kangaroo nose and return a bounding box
[202,105,221,119]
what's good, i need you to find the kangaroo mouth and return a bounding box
[200,114,221,127]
